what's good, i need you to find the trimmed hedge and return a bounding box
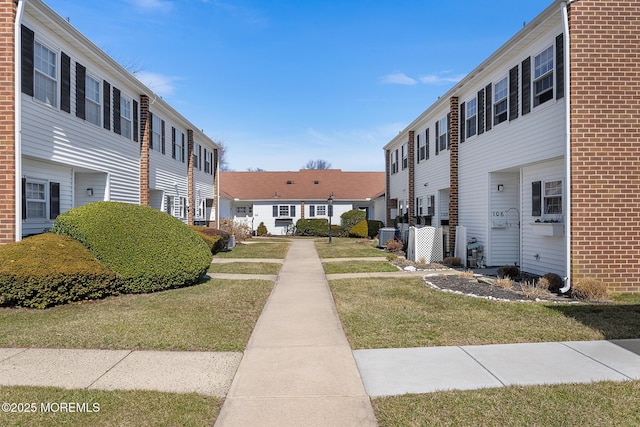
[349,219,369,238]
[367,220,384,239]
[191,226,230,254]
[0,233,121,308]
[341,209,366,231]
[52,202,212,294]
[296,218,329,236]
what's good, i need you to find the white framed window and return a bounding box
[544,180,563,215]
[85,74,101,126]
[193,143,201,169]
[174,129,185,162]
[401,143,408,170]
[417,133,426,161]
[437,117,447,152]
[416,197,423,216]
[279,205,289,217]
[390,149,398,174]
[494,77,508,125]
[534,45,554,107]
[179,197,187,218]
[151,114,162,152]
[120,96,132,139]
[204,150,211,174]
[25,179,47,220]
[34,40,57,107]
[317,205,326,216]
[466,97,477,138]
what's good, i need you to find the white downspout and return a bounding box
[560,1,571,293]
[14,0,25,241]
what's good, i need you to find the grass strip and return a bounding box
[329,277,640,349]
[322,261,398,274]
[0,386,221,427]
[208,262,281,275]
[214,242,290,259]
[315,237,385,258]
[0,279,273,352]
[373,380,640,427]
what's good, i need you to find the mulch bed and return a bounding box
[423,274,575,303]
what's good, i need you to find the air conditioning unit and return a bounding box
[378,228,398,248]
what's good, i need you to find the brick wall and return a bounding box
[448,97,459,256]
[569,1,640,293]
[0,1,16,243]
[139,95,150,206]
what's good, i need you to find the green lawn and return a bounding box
[209,262,282,275]
[322,260,398,274]
[315,237,385,258]
[329,277,640,349]
[0,278,273,352]
[214,241,290,259]
[0,386,221,427]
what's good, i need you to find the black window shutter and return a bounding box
[435,121,439,155]
[60,52,71,113]
[198,145,202,169]
[459,102,466,143]
[161,119,166,154]
[532,181,542,216]
[133,99,139,142]
[522,57,531,115]
[485,83,492,131]
[446,113,451,150]
[113,87,121,135]
[556,33,565,100]
[103,80,111,130]
[21,178,26,220]
[290,205,296,217]
[310,205,315,217]
[21,25,34,96]
[181,133,185,162]
[477,89,485,135]
[509,65,519,121]
[49,182,60,220]
[171,127,176,159]
[273,205,278,217]
[75,63,86,120]
[426,128,430,160]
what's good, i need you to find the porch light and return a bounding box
[86,188,93,196]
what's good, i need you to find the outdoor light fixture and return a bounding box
[327,193,334,244]
[497,184,504,192]
[86,188,93,196]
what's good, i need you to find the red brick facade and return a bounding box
[0,1,16,244]
[569,1,640,293]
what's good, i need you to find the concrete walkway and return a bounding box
[214,239,377,426]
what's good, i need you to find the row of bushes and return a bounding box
[1,202,232,309]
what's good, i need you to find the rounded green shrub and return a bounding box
[256,222,268,236]
[296,218,329,236]
[349,219,369,238]
[191,226,229,254]
[52,202,212,294]
[340,209,366,231]
[0,233,121,308]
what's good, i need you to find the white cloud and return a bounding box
[129,0,173,13]
[419,72,464,85]
[380,72,417,85]
[134,71,178,97]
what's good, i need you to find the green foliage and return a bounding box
[367,220,384,239]
[349,219,369,238]
[256,222,268,236]
[191,226,229,254]
[53,202,212,294]
[340,209,366,231]
[0,233,121,308]
[296,218,329,236]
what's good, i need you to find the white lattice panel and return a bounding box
[407,226,444,263]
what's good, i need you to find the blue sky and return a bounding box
[44,0,553,172]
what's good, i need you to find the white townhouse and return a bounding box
[0,0,219,240]
[384,0,640,293]
[219,170,385,236]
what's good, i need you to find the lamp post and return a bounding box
[327,193,334,244]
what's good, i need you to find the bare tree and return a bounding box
[216,139,232,172]
[303,159,332,170]
[247,167,265,172]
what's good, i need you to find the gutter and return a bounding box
[560,1,571,293]
[14,0,25,241]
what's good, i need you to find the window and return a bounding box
[494,77,508,124]
[204,149,212,174]
[237,206,247,216]
[193,143,201,169]
[85,74,101,126]
[174,129,185,162]
[466,98,477,138]
[120,97,132,139]
[390,150,398,174]
[534,46,554,106]
[544,180,563,214]
[417,133,426,162]
[401,143,408,170]
[165,195,174,216]
[309,205,315,217]
[151,114,162,152]
[437,117,447,152]
[25,180,47,219]
[34,41,57,107]
[416,197,423,216]
[317,205,326,216]
[179,197,187,218]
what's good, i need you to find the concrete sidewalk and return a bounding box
[214,239,377,427]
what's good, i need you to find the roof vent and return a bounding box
[286,180,293,184]
[314,180,319,184]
